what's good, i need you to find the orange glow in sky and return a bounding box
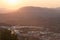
[0,0,60,12]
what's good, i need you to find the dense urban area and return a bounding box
[0,26,60,40]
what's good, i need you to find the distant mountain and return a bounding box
[0,6,60,26]
[55,7,60,10]
[17,6,60,18]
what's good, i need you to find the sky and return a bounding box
[0,0,60,13]
[23,0,60,8]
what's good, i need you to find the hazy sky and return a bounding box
[23,0,60,8]
[0,0,60,13]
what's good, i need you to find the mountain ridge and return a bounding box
[0,6,60,26]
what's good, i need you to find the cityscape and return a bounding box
[0,26,60,40]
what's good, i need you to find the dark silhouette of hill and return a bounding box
[0,6,60,26]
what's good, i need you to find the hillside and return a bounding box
[0,6,60,26]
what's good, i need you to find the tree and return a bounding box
[0,28,18,40]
